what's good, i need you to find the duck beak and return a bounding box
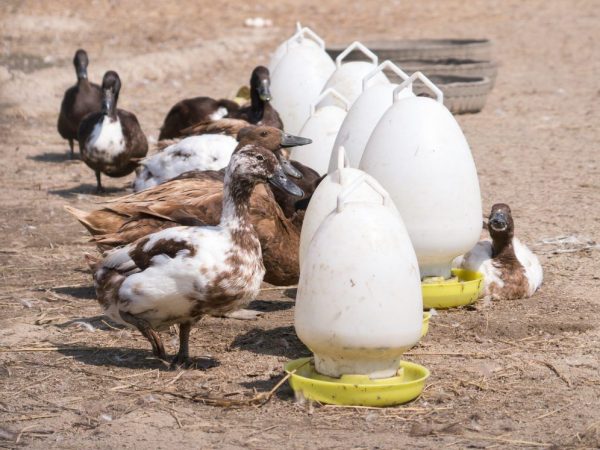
[258,79,272,102]
[77,67,88,79]
[102,89,115,114]
[489,211,508,232]
[277,153,302,178]
[269,165,304,197]
[280,132,312,148]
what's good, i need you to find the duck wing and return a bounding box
[181,118,250,137]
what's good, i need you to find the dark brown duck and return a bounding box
[57,49,102,158]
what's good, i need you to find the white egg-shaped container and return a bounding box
[268,23,322,73]
[329,60,415,172]
[299,147,399,266]
[320,42,390,108]
[295,175,423,379]
[360,72,482,279]
[270,27,335,134]
[289,89,349,175]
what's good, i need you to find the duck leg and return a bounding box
[120,311,166,360]
[95,170,105,194]
[170,322,192,369]
[68,139,74,159]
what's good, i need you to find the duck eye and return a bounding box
[256,154,264,161]
[260,131,268,137]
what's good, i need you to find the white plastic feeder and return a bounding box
[299,147,399,266]
[270,27,335,134]
[360,71,482,279]
[295,174,423,379]
[289,89,349,175]
[268,23,321,73]
[329,60,414,172]
[320,42,390,108]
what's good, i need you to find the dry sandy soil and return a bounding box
[1,0,599,448]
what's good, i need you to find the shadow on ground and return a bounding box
[55,342,220,371]
[230,325,310,359]
[28,151,78,163]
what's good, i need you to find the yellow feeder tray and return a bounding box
[422,268,484,310]
[285,358,429,407]
[421,311,431,338]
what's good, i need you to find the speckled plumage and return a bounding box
[90,145,299,366]
[455,203,543,300]
[133,134,238,192]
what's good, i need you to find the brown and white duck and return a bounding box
[57,49,102,159]
[66,126,311,286]
[455,203,543,300]
[88,145,302,367]
[78,71,148,193]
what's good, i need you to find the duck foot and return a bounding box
[120,311,166,360]
[170,354,191,370]
[223,309,264,321]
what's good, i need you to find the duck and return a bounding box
[158,95,240,140]
[57,49,102,159]
[133,126,310,192]
[158,66,283,141]
[454,203,543,300]
[225,66,283,129]
[132,134,237,192]
[87,145,303,367]
[78,71,148,193]
[65,126,311,285]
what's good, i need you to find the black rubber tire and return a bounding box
[327,39,493,63]
[409,75,493,115]
[391,59,499,87]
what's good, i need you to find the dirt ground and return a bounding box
[1,0,599,448]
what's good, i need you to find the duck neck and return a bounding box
[492,234,517,262]
[249,89,265,122]
[220,171,255,233]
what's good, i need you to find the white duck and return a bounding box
[133,134,237,192]
[455,203,543,300]
[88,145,303,368]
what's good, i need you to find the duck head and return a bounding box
[100,71,121,118]
[228,146,303,197]
[250,66,272,103]
[488,203,515,252]
[236,126,311,178]
[73,49,90,81]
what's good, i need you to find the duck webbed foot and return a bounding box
[120,311,167,360]
[222,309,264,321]
[170,322,192,370]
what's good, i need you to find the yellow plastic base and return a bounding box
[421,311,431,338]
[422,268,484,309]
[284,358,429,407]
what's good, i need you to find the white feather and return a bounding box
[133,134,237,192]
[102,225,263,330]
[209,106,228,121]
[86,116,125,160]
